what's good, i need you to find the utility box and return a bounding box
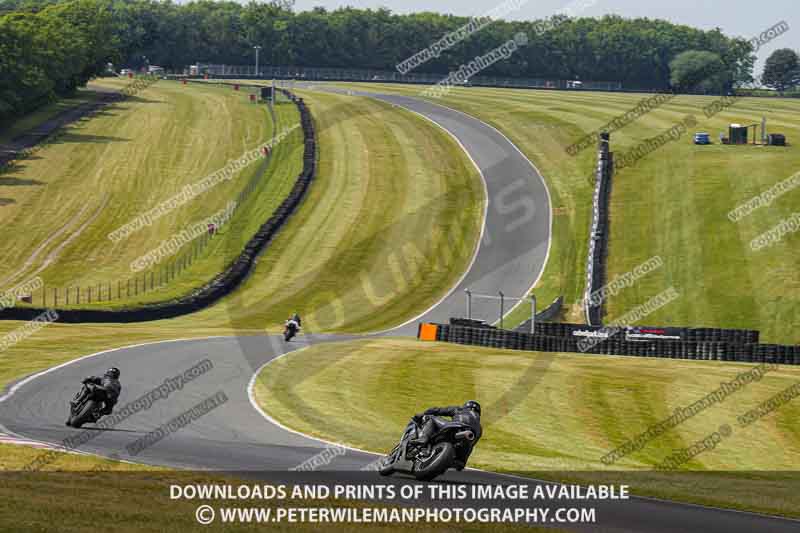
[261,87,274,101]
[729,124,748,145]
[768,133,786,146]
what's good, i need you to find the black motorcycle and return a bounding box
[379,415,477,481]
[66,381,106,428]
[284,321,299,342]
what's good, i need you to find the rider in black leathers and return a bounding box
[83,368,122,418]
[411,400,482,470]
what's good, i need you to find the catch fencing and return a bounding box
[421,322,800,365]
[0,88,317,323]
[189,64,623,92]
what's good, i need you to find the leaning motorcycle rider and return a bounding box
[82,367,122,419]
[286,314,301,332]
[411,400,482,470]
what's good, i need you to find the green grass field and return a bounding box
[255,337,800,516]
[330,83,800,342]
[0,85,483,388]
[0,78,307,308]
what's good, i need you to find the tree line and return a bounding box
[0,0,782,121]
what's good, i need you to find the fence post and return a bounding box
[530,295,537,334]
[499,291,504,330]
[465,289,472,320]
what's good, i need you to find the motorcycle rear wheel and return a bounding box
[378,459,395,477]
[378,448,399,476]
[414,441,455,481]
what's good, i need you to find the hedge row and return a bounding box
[0,89,316,323]
[433,324,796,365]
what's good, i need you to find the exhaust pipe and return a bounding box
[455,430,475,441]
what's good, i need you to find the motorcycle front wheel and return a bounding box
[378,458,395,477]
[413,441,455,481]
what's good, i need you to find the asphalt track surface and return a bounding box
[0,87,797,532]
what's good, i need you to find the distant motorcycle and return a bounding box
[379,415,477,481]
[284,320,299,342]
[66,380,106,428]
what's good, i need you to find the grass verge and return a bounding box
[254,337,800,517]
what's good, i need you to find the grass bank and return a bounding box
[255,337,800,516]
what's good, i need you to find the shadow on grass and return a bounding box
[0,198,15,206]
[112,95,165,106]
[0,177,45,186]
[51,132,130,145]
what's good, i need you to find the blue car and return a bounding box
[694,132,711,145]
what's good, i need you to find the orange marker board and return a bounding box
[418,323,438,341]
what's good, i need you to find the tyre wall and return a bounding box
[419,323,792,365]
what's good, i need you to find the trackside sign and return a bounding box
[571,325,684,342]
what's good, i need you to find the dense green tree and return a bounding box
[0,0,759,120]
[669,50,730,93]
[762,48,800,93]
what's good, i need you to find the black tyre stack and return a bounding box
[428,321,798,366]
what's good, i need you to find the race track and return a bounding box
[0,89,797,532]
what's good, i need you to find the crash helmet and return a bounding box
[463,400,481,415]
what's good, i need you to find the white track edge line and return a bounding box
[0,335,230,405]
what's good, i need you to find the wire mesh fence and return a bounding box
[183,64,623,92]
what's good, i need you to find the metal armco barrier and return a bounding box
[0,88,316,323]
[584,133,613,326]
[514,296,564,332]
[419,323,793,365]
